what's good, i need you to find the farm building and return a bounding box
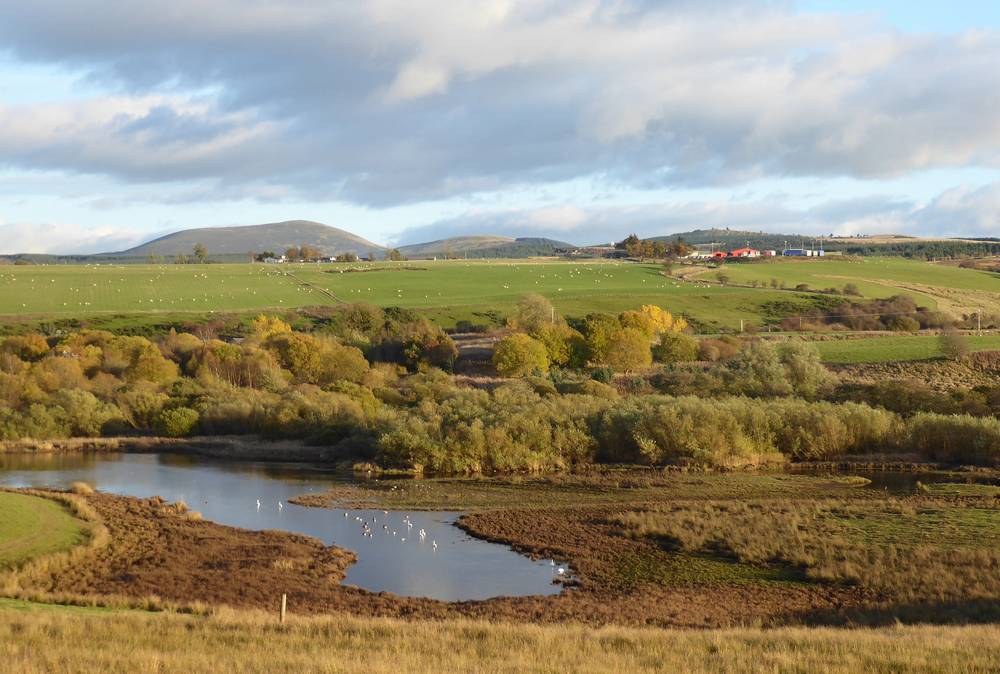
[782,248,825,257]
[728,247,761,258]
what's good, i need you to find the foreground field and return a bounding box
[0,493,84,570]
[2,602,998,674]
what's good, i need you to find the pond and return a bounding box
[0,452,564,602]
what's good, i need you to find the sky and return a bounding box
[1,1,1000,254]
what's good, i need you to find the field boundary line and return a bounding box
[282,272,344,305]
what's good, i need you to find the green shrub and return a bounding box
[590,366,614,383]
[652,332,699,363]
[154,407,200,437]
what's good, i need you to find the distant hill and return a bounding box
[110,220,385,257]
[397,236,573,259]
[648,229,821,251]
[647,229,1000,259]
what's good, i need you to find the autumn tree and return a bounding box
[582,313,622,364]
[493,333,549,377]
[299,244,322,261]
[604,328,652,372]
[251,314,292,340]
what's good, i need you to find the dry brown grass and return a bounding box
[7,489,870,628]
[68,482,93,496]
[1,604,998,674]
[616,498,1000,603]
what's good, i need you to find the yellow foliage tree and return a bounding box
[251,315,292,340]
[639,305,688,335]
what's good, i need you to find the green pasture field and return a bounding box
[814,334,1000,364]
[0,492,84,570]
[704,256,1000,309]
[0,260,816,331]
[1,257,997,333]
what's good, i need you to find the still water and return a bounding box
[0,452,563,601]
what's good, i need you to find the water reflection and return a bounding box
[0,453,562,601]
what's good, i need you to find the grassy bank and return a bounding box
[1,604,998,674]
[0,493,85,570]
[291,471,883,511]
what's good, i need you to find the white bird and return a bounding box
[401,538,406,542]
[256,499,261,510]
[432,541,437,550]
[278,501,284,511]
[557,568,565,575]
[343,512,348,517]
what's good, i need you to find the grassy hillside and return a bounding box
[0,493,84,570]
[651,230,1000,258]
[1,603,998,673]
[398,236,573,259]
[114,220,385,257]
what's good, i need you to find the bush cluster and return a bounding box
[2,312,1000,472]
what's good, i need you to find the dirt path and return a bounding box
[451,331,501,375]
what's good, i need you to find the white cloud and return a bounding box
[0,1,998,208]
[392,181,1000,245]
[0,221,147,254]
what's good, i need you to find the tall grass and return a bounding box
[616,499,1000,602]
[905,413,1000,466]
[1,604,998,674]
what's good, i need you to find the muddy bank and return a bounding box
[15,489,880,628]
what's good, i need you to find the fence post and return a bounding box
[280,593,287,624]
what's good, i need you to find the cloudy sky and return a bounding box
[1,0,1000,253]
